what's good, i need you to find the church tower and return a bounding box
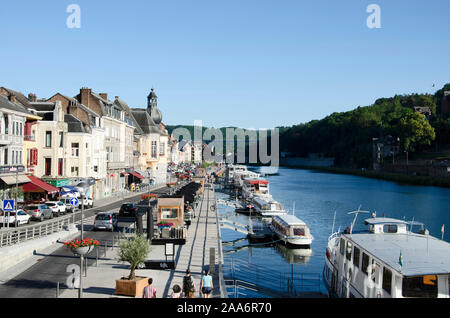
[147,88,162,124]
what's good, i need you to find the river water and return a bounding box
[216,167,450,297]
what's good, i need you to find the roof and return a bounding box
[345,231,450,276]
[23,176,59,194]
[131,109,162,135]
[244,178,269,185]
[114,98,143,134]
[364,218,409,226]
[274,215,307,226]
[0,94,33,116]
[0,87,35,112]
[65,114,91,133]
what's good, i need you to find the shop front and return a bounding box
[23,175,60,203]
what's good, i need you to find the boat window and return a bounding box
[382,267,392,295]
[383,224,398,233]
[402,275,438,298]
[339,238,345,255]
[293,227,305,236]
[362,253,370,275]
[346,241,352,261]
[353,247,360,268]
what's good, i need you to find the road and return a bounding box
[0,186,173,298]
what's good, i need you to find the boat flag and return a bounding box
[442,224,445,240]
[398,251,403,268]
[350,222,353,234]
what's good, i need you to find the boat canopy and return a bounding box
[274,215,307,227]
[244,178,269,185]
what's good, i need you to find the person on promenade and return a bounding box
[182,269,196,298]
[170,284,182,298]
[143,278,157,298]
[200,269,213,298]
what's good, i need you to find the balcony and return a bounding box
[0,165,26,175]
[0,134,22,145]
[24,135,36,142]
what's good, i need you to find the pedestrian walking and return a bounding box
[170,284,182,298]
[182,269,196,298]
[142,278,157,298]
[200,269,213,298]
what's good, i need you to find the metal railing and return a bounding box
[0,215,73,248]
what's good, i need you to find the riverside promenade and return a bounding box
[59,182,226,298]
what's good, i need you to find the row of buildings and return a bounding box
[0,86,204,201]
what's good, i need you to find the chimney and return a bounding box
[8,93,17,103]
[100,93,108,101]
[28,93,37,102]
[80,87,91,107]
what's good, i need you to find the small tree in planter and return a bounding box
[118,233,150,281]
[116,233,151,297]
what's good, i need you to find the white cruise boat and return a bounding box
[242,178,270,201]
[252,196,287,218]
[233,170,260,189]
[323,212,450,298]
[226,164,248,181]
[270,215,314,247]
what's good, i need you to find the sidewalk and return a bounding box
[58,185,223,298]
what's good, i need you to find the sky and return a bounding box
[0,0,449,129]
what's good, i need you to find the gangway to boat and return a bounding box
[220,219,252,236]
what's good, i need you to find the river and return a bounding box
[216,166,450,297]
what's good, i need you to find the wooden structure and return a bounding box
[157,195,185,228]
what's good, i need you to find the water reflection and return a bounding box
[275,244,313,264]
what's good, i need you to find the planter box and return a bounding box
[115,276,149,298]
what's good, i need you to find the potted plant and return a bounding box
[116,233,151,297]
[64,238,100,255]
[157,221,174,229]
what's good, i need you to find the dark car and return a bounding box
[119,203,137,217]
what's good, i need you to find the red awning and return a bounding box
[245,179,269,185]
[130,172,145,180]
[23,176,60,194]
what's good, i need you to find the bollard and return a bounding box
[85,258,88,277]
[96,248,99,267]
[56,282,60,298]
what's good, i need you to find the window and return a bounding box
[293,227,305,236]
[4,149,7,165]
[94,166,98,173]
[106,147,110,161]
[58,159,63,176]
[353,246,360,268]
[382,267,392,295]
[71,143,79,157]
[362,253,370,275]
[71,167,79,177]
[4,115,8,134]
[19,123,22,136]
[45,131,52,147]
[346,241,353,261]
[339,238,345,255]
[402,275,438,298]
[159,142,165,156]
[160,208,179,220]
[383,224,398,233]
[45,158,52,176]
[151,141,157,158]
[59,132,64,148]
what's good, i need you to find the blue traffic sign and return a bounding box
[70,198,79,206]
[3,200,15,212]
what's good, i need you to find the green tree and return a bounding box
[398,113,436,152]
[118,234,150,281]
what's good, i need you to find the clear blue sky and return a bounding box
[0,0,449,129]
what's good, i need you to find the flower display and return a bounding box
[64,238,100,250]
[157,222,174,228]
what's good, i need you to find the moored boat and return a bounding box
[270,215,314,247]
[323,211,450,298]
[252,196,287,218]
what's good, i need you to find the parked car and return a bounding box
[0,210,31,227]
[46,201,67,216]
[60,198,80,213]
[23,204,53,222]
[119,203,137,217]
[82,197,94,209]
[93,212,118,232]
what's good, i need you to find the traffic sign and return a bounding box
[70,198,79,206]
[3,200,14,212]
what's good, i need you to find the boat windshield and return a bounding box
[293,227,305,236]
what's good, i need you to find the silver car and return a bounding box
[23,204,53,222]
[93,212,118,232]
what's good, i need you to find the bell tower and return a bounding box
[146,88,162,125]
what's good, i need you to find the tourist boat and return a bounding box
[242,178,270,201]
[226,164,248,181]
[233,170,260,189]
[269,215,314,247]
[252,196,287,218]
[323,209,450,298]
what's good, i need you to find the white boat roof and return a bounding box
[274,215,307,226]
[365,218,409,225]
[345,231,450,276]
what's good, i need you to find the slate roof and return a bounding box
[131,108,162,135]
[0,94,33,116]
[0,87,36,113]
[64,114,92,133]
[114,97,143,134]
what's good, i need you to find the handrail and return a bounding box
[214,184,229,298]
[0,214,73,248]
